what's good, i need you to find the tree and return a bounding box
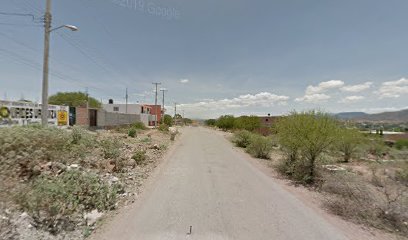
[183,118,193,125]
[277,111,339,183]
[276,115,302,175]
[337,128,365,162]
[162,114,173,126]
[48,92,101,108]
[233,115,261,131]
[216,115,235,131]
[205,119,216,126]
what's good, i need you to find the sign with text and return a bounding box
[0,100,69,127]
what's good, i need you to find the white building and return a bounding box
[102,103,155,126]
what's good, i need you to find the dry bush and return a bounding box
[0,126,69,179]
[322,171,408,235]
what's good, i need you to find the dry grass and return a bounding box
[321,169,408,235]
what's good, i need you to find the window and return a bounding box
[113,107,119,112]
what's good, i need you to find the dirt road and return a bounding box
[92,127,349,240]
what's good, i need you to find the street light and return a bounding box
[50,24,79,32]
[41,0,78,127]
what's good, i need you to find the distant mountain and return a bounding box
[336,109,408,122]
[334,112,368,120]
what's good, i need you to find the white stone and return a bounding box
[84,210,103,226]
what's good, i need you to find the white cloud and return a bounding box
[180,92,290,110]
[295,93,331,103]
[341,82,372,93]
[360,106,408,114]
[376,78,408,98]
[180,79,189,84]
[339,95,365,103]
[296,80,343,103]
[305,80,344,95]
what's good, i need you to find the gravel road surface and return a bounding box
[92,127,349,240]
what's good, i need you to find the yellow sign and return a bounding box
[0,106,10,119]
[57,111,68,126]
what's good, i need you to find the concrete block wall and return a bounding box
[97,109,142,127]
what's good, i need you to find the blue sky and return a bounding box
[1,0,408,118]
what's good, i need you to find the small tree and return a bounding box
[162,114,173,126]
[205,119,216,126]
[337,128,365,162]
[276,115,302,175]
[216,115,235,131]
[183,118,193,125]
[49,92,101,108]
[277,111,339,183]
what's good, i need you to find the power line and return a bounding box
[56,32,132,88]
[0,11,37,21]
[57,33,113,75]
[152,82,162,127]
[0,22,41,27]
[160,88,168,114]
[17,0,43,15]
[52,11,138,88]
[0,47,112,96]
[0,32,126,98]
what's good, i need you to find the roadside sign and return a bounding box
[57,111,68,126]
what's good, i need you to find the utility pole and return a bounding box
[85,87,89,124]
[174,102,177,118]
[41,0,52,127]
[152,82,161,127]
[160,88,168,115]
[125,87,128,114]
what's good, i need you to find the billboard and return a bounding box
[0,100,69,127]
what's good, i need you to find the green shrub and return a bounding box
[336,128,366,162]
[158,124,169,132]
[216,115,235,131]
[233,130,253,148]
[100,139,121,159]
[162,114,173,126]
[132,122,147,130]
[71,126,83,144]
[70,126,96,146]
[128,128,137,138]
[395,139,408,150]
[246,135,273,159]
[366,137,388,158]
[132,150,147,165]
[16,170,118,233]
[233,116,261,131]
[205,119,216,126]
